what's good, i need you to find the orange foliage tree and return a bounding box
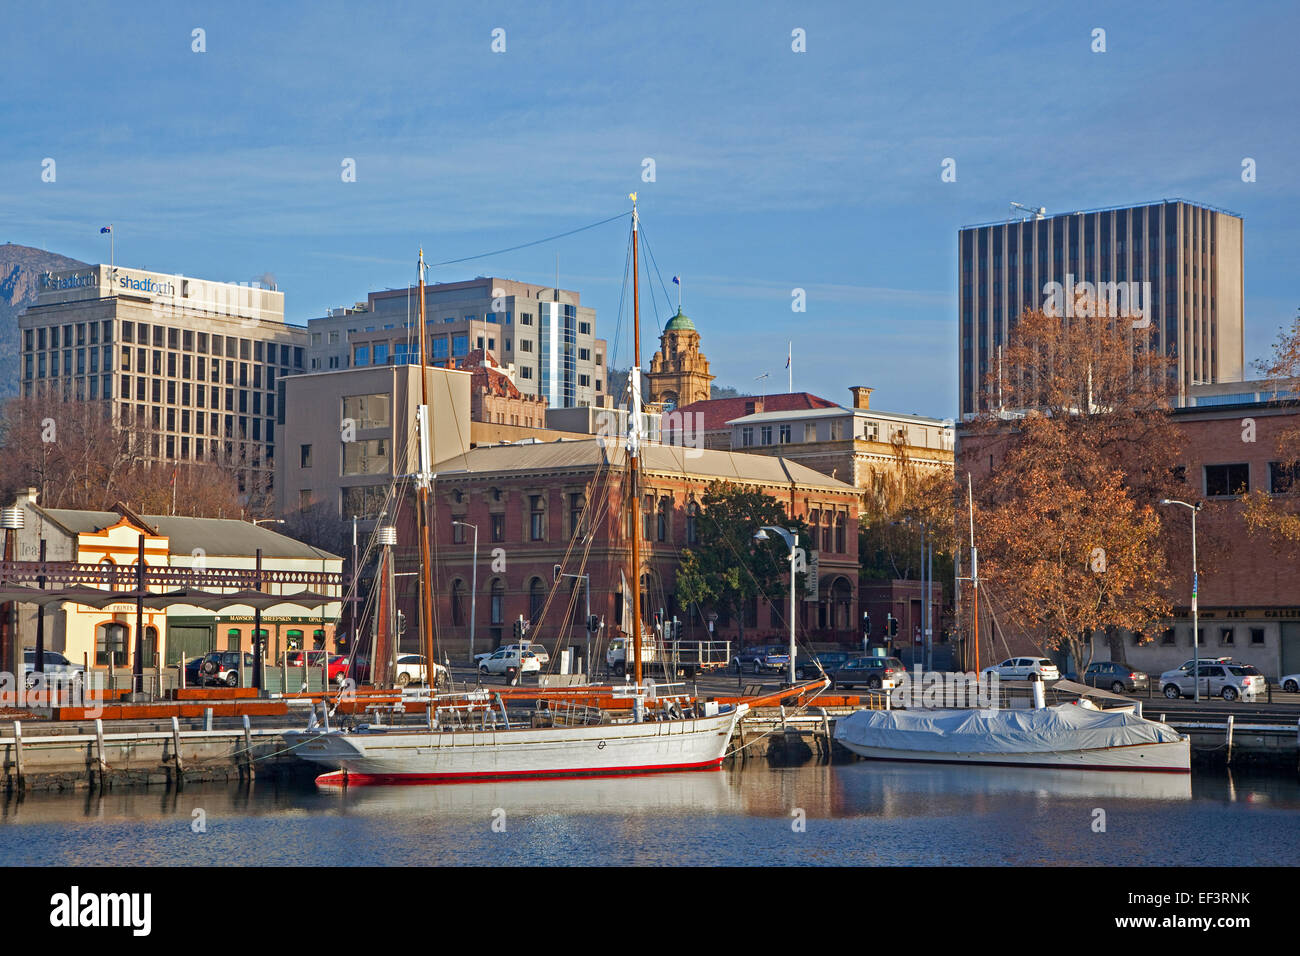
[1242,308,1300,548]
[964,303,1185,671]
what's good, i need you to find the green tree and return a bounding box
[674,481,807,645]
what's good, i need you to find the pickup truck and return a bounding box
[606,635,731,677]
[733,644,791,675]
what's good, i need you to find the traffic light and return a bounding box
[587,615,600,634]
[887,614,898,638]
[513,618,524,640]
[862,611,872,637]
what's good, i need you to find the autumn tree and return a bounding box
[0,393,244,516]
[964,301,1186,672]
[1242,307,1300,547]
[674,481,808,645]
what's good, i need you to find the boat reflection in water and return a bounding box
[835,761,1194,807]
[317,767,738,819]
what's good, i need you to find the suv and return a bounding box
[828,656,906,690]
[479,648,541,676]
[1161,662,1266,701]
[196,651,257,687]
[733,645,791,674]
[796,651,850,680]
[474,643,549,666]
[1080,661,1149,693]
[23,649,86,690]
[981,658,1061,681]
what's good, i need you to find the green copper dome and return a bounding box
[664,308,695,332]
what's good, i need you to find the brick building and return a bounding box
[465,349,548,429]
[957,383,1300,677]
[411,439,863,661]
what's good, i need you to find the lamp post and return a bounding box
[1160,499,1202,702]
[453,521,478,663]
[755,525,798,685]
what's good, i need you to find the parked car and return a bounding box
[395,654,449,688]
[479,648,541,676]
[183,655,207,686]
[733,645,791,674]
[1078,661,1150,693]
[1160,662,1266,701]
[981,657,1061,681]
[827,656,907,690]
[1280,673,1300,694]
[796,651,851,680]
[22,648,86,690]
[196,651,257,687]
[473,642,549,666]
[1175,656,1237,672]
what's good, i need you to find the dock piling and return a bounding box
[1226,714,1235,765]
[241,714,254,781]
[94,718,108,788]
[171,716,185,786]
[13,720,25,791]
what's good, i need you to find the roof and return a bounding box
[671,392,841,432]
[433,438,860,494]
[663,308,695,332]
[33,508,342,561]
[726,406,955,427]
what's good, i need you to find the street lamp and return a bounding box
[1160,498,1203,702]
[754,525,798,685]
[453,521,479,663]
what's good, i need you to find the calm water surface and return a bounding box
[2,764,1297,866]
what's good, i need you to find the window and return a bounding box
[741,427,754,447]
[530,495,545,541]
[491,513,505,542]
[452,519,465,544]
[779,424,791,443]
[96,623,128,666]
[342,393,391,429]
[300,444,312,468]
[520,340,533,352]
[342,439,389,475]
[1269,461,1299,494]
[1204,463,1249,497]
[569,493,585,537]
[760,425,772,445]
[804,423,817,442]
[834,513,846,553]
[579,321,591,335]
[490,580,504,625]
[686,500,698,545]
[657,496,670,542]
[1250,628,1265,646]
[373,343,389,364]
[353,345,370,366]
[521,367,533,379]
[579,348,590,361]
[1219,628,1234,646]
[529,578,546,622]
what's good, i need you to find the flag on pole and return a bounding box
[785,345,791,369]
[100,225,112,234]
[671,275,680,285]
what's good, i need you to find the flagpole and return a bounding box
[788,341,792,393]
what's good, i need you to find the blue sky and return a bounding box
[3,0,1297,419]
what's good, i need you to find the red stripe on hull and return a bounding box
[314,757,725,788]
[853,754,1190,773]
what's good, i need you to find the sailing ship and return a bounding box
[287,197,824,784]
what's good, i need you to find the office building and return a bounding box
[305,277,609,409]
[958,199,1245,417]
[19,264,307,490]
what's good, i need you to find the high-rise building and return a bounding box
[958,199,1244,417]
[304,277,608,409]
[19,264,307,490]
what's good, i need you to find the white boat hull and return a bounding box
[836,738,1190,772]
[285,705,747,784]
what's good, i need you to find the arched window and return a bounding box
[227,628,241,651]
[451,579,465,627]
[490,579,504,626]
[657,496,671,542]
[834,512,846,553]
[96,623,128,666]
[685,499,698,545]
[528,578,546,623]
[286,629,304,650]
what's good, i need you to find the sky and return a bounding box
[3,0,1297,420]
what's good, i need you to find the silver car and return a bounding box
[1160,662,1266,701]
[23,648,86,690]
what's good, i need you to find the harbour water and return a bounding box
[2,764,1298,866]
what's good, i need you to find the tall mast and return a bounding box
[415,251,436,681]
[967,472,979,673]
[629,195,644,689]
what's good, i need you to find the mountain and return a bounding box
[0,244,89,398]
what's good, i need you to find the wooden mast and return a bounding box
[629,196,644,689]
[416,251,437,684]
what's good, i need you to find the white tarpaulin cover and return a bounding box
[834,702,1184,755]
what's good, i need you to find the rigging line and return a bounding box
[636,223,678,330]
[427,211,631,268]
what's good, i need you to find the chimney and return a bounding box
[850,386,873,410]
